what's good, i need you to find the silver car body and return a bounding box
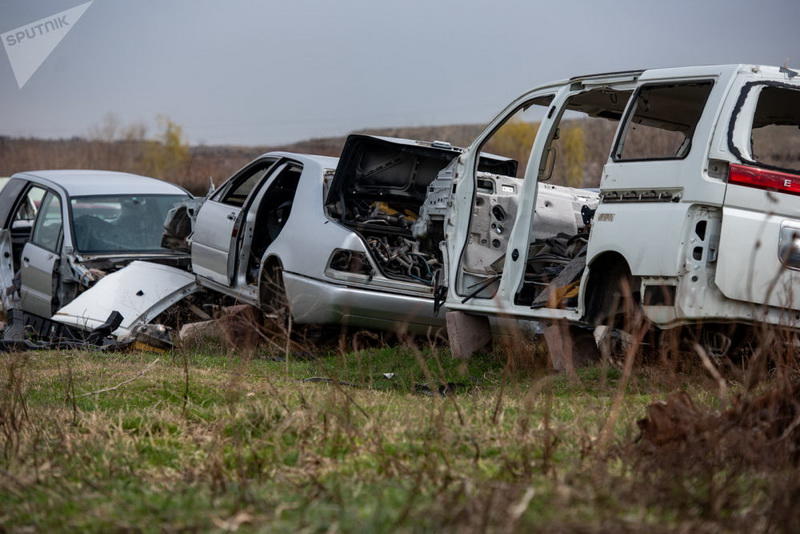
[189,151,443,333]
[0,170,190,322]
[186,136,598,334]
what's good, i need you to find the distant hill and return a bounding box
[0,124,488,194]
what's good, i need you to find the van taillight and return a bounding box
[728,164,800,195]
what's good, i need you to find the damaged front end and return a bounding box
[48,260,203,349]
[324,135,515,288]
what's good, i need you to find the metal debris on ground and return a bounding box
[414,382,468,397]
[301,377,359,387]
[1,309,132,352]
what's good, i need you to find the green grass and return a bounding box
[0,344,780,532]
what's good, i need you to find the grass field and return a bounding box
[0,342,794,532]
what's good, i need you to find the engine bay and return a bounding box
[326,135,516,287]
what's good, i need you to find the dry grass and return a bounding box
[2,332,796,533]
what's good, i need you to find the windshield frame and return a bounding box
[68,193,189,255]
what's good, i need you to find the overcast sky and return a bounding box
[0,0,798,145]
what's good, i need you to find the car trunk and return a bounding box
[325,135,515,287]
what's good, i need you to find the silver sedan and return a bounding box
[0,170,190,330]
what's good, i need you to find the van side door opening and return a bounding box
[456,95,555,300]
[454,86,633,310]
[514,88,633,308]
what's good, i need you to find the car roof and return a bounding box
[569,64,796,84]
[254,152,339,169]
[11,170,189,197]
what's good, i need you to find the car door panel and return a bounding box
[19,190,63,317]
[191,200,240,285]
[191,159,277,286]
[19,242,58,317]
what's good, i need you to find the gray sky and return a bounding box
[0,0,798,145]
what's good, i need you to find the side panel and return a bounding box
[19,242,58,317]
[590,69,734,281]
[282,271,443,330]
[587,201,690,277]
[715,205,800,310]
[190,200,239,285]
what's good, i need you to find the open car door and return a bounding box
[0,229,16,310]
[191,158,276,285]
[445,73,640,318]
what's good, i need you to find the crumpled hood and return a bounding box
[52,260,198,338]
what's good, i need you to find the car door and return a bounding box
[191,158,276,285]
[445,73,643,318]
[445,85,567,305]
[20,190,63,317]
[0,179,31,309]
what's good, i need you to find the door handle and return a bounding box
[227,213,236,220]
[22,257,29,263]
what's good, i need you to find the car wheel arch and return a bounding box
[257,254,287,305]
[582,250,638,325]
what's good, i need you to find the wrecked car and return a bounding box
[429,64,800,357]
[166,136,597,335]
[0,170,191,341]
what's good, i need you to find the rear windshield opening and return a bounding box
[750,86,800,174]
[613,81,714,161]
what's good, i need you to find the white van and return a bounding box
[417,65,800,351]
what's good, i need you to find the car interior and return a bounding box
[9,185,46,272]
[245,163,303,283]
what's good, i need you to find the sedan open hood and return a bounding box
[326,135,516,210]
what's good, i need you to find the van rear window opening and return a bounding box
[747,85,800,174]
[613,81,714,161]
